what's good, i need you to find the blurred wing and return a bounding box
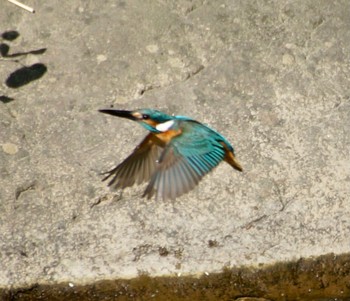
[103,134,163,189]
[143,121,226,200]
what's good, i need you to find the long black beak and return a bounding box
[99,109,137,120]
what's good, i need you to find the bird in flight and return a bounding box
[99,108,242,200]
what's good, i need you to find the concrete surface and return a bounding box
[0,0,349,288]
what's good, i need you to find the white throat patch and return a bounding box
[155,120,175,132]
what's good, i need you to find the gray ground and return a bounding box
[0,0,349,288]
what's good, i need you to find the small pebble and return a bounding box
[2,143,18,155]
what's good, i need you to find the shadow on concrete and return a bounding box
[5,63,47,88]
[0,30,47,97]
[2,30,20,41]
[1,253,349,301]
[0,95,14,103]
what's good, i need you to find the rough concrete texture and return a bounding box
[0,0,349,288]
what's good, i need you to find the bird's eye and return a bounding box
[142,114,150,119]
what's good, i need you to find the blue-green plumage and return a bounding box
[99,108,242,200]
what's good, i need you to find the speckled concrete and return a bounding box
[0,0,349,288]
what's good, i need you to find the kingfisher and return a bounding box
[99,108,242,200]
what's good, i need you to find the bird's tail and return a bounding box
[225,152,243,172]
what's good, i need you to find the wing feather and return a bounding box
[143,121,227,200]
[103,134,163,189]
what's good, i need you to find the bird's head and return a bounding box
[99,108,175,133]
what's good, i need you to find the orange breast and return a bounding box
[154,129,182,145]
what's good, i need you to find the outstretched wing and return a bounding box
[103,134,163,189]
[143,121,226,200]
